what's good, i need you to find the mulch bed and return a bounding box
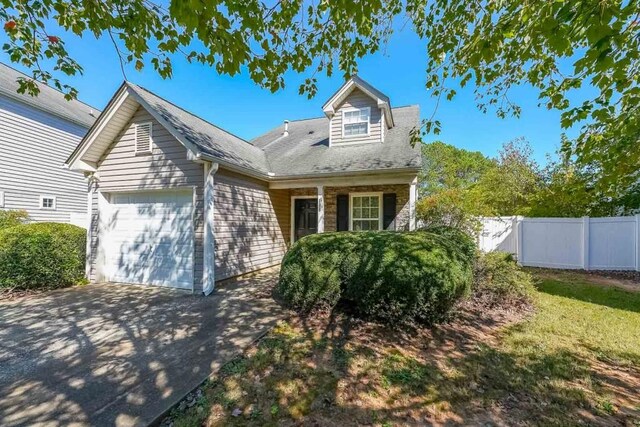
[584,269,640,284]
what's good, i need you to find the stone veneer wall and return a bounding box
[324,184,410,232]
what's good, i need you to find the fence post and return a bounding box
[516,216,523,265]
[582,216,590,270]
[636,214,640,272]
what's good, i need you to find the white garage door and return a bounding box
[101,190,194,289]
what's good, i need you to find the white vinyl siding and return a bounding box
[349,193,382,231]
[90,106,205,291]
[0,94,89,223]
[214,169,288,280]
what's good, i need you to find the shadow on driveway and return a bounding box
[0,269,285,426]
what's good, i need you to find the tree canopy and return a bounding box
[2,0,639,191]
[419,141,494,196]
[418,140,638,225]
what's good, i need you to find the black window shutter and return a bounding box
[383,193,397,230]
[337,194,349,231]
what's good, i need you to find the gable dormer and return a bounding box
[322,76,394,146]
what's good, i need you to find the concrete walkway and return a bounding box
[0,270,284,427]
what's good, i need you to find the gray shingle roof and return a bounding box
[127,83,271,175]
[0,62,99,128]
[78,81,419,178]
[252,105,421,177]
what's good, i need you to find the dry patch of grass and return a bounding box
[165,271,640,427]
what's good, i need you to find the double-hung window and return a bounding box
[342,107,370,137]
[350,193,382,231]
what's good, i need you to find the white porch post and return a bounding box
[317,185,325,233]
[409,177,417,231]
[203,162,219,295]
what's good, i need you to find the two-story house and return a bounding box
[0,63,99,224]
[65,76,421,294]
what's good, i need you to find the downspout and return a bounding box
[85,173,96,280]
[203,161,219,295]
[409,177,417,231]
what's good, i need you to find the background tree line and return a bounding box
[417,140,640,230]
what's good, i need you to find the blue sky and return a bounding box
[4,24,577,164]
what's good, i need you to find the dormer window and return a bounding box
[342,107,370,137]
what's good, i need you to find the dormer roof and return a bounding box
[322,75,394,128]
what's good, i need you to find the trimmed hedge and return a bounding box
[0,209,28,230]
[0,223,86,290]
[278,228,476,325]
[473,251,534,307]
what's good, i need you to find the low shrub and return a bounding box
[0,209,29,230]
[0,223,86,290]
[278,228,476,325]
[473,251,534,307]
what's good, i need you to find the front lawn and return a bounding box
[165,270,640,426]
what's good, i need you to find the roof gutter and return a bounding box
[267,166,421,181]
[197,153,272,180]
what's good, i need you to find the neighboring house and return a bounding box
[0,63,100,224]
[65,76,421,294]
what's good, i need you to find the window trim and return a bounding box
[134,121,153,155]
[0,191,4,208]
[348,192,383,231]
[39,195,57,210]
[341,107,371,139]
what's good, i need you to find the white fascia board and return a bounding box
[68,159,97,173]
[197,153,271,181]
[269,170,419,189]
[125,86,203,161]
[322,80,356,114]
[322,78,394,127]
[66,83,130,170]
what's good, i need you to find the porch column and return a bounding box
[409,177,417,231]
[317,185,325,233]
[203,162,219,295]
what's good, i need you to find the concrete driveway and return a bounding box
[0,270,284,427]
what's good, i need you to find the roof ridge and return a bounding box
[0,62,100,111]
[392,104,420,109]
[126,82,254,146]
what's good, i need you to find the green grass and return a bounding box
[168,271,640,426]
[508,277,640,367]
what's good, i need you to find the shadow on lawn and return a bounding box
[535,278,640,314]
[173,305,640,426]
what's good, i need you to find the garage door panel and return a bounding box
[111,231,193,246]
[101,190,194,289]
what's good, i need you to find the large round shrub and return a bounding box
[278,228,475,325]
[0,223,86,290]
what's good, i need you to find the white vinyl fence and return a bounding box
[478,215,640,271]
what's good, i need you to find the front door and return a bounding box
[294,198,318,242]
